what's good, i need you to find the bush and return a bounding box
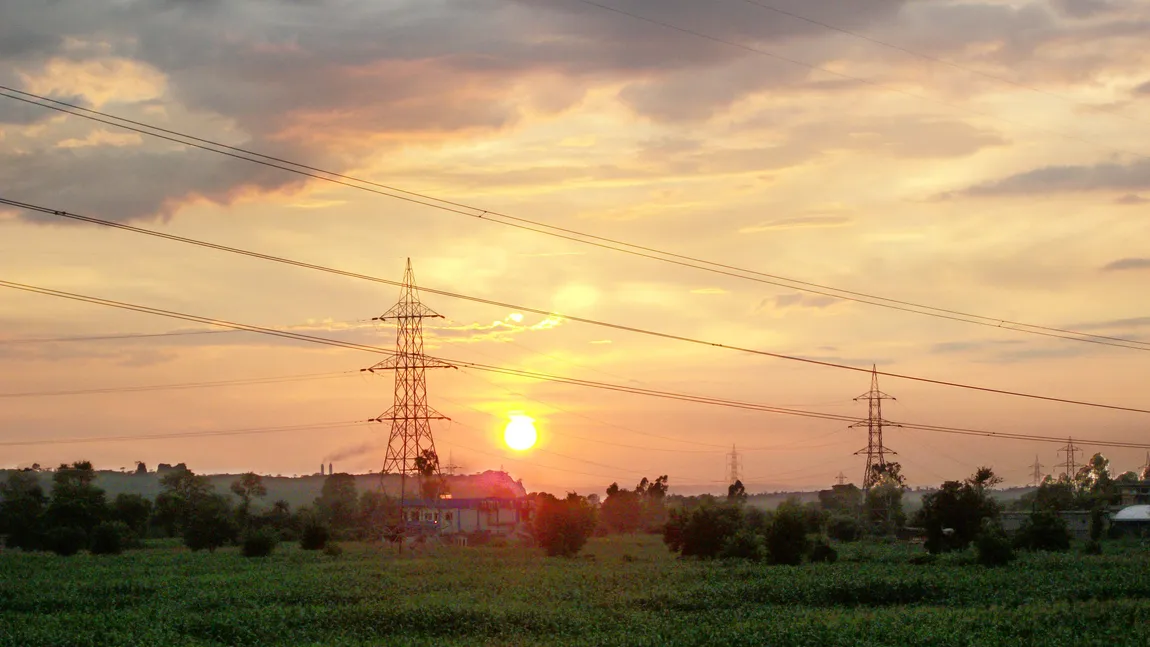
[47,526,88,556]
[976,521,1015,567]
[809,538,838,564]
[909,553,937,566]
[766,506,810,566]
[90,521,131,555]
[323,543,343,558]
[534,494,597,557]
[719,529,765,561]
[1084,539,1103,555]
[182,494,238,553]
[241,529,278,557]
[827,516,861,543]
[665,504,743,559]
[300,520,330,551]
[1013,511,1071,552]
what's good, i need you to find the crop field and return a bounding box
[2,536,1150,647]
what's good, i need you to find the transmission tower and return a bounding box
[852,365,899,491]
[835,472,847,486]
[1029,455,1044,487]
[726,444,741,486]
[363,259,454,546]
[442,450,462,477]
[1057,437,1082,481]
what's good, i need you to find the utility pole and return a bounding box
[1057,437,1082,481]
[726,444,741,486]
[1029,455,1044,488]
[363,259,454,553]
[852,365,899,492]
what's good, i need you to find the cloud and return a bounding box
[1115,194,1148,204]
[957,158,1150,197]
[759,293,840,313]
[1051,0,1120,19]
[689,288,728,295]
[1101,258,1150,272]
[739,216,852,233]
[1136,80,1150,95]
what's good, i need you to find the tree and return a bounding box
[230,472,268,523]
[663,504,744,559]
[134,461,147,475]
[600,483,642,534]
[1020,477,1076,512]
[1013,510,1071,552]
[414,450,446,500]
[155,467,214,536]
[315,473,358,528]
[111,493,152,538]
[915,467,1002,554]
[183,494,237,552]
[727,480,747,503]
[765,504,810,566]
[533,493,597,557]
[975,519,1015,566]
[818,483,862,516]
[636,475,669,531]
[45,461,108,543]
[1077,453,1118,506]
[0,470,47,550]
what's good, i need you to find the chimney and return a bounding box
[320,464,324,476]
[329,462,333,475]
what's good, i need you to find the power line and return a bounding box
[5,280,1150,448]
[737,0,1149,128]
[0,420,369,448]
[0,371,354,399]
[3,200,1149,411]
[1,91,1147,352]
[0,320,368,345]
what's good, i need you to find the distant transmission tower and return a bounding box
[1029,455,1044,487]
[1057,437,1082,481]
[852,365,899,491]
[726,444,741,486]
[835,472,847,486]
[363,259,454,546]
[442,450,461,477]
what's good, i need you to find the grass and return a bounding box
[2,536,1149,646]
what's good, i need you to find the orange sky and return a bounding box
[1,0,1149,495]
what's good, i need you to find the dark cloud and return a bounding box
[958,158,1150,197]
[1051,0,1121,19]
[1102,257,1150,272]
[0,93,88,125]
[1136,80,1150,95]
[759,293,839,312]
[1115,194,1148,204]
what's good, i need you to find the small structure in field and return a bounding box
[402,498,533,540]
[1111,505,1150,538]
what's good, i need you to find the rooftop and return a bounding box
[1114,505,1150,522]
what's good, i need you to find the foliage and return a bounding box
[241,529,279,558]
[727,480,747,503]
[1013,511,1071,552]
[809,538,838,564]
[600,483,641,534]
[864,466,907,535]
[975,520,1015,567]
[1089,506,1106,542]
[314,473,358,529]
[90,521,132,555]
[916,468,1001,554]
[765,504,810,566]
[300,519,330,551]
[230,472,268,524]
[1084,539,1103,555]
[46,526,88,556]
[323,543,344,558]
[111,493,152,538]
[827,515,861,542]
[0,470,47,550]
[413,450,448,500]
[533,493,597,557]
[818,484,862,516]
[718,529,765,561]
[45,461,108,544]
[664,504,743,559]
[182,494,238,553]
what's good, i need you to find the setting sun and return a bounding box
[503,414,538,451]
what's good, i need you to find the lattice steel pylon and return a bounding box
[363,259,453,545]
[852,365,899,491]
[726,444,741,486]
[1058,437,1082,481]
[1029,455,1044,487]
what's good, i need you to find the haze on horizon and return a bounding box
[1,0,1148,496]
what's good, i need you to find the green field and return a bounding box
[2,536,1149,646]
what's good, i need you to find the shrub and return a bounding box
[182,494,238,553]
[719,529,765,561]
[47,526,88,556]
[323,543,343,558]
[300,520,330,551]
[809,538,838,564]
[909,553,937,566]
[1084,539,1103,555]
[665,504,743,559]
[241,529,278,558]
[1013,511,1071,552]
[766,505,810,566]
[90,521,131,555]
[827,516,861,543]
[533,494,597,557]
[976,521,1015,567]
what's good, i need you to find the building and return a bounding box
[1118,480,1150,506]
[1000,511,1092,541]
[1112,505,1150,538]
[402,498,533,539]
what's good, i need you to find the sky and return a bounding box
[1,0,1148,495]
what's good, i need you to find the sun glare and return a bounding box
[503,415,538,451]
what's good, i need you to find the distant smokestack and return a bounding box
[329,462,333,475]
[320,464,324,476]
